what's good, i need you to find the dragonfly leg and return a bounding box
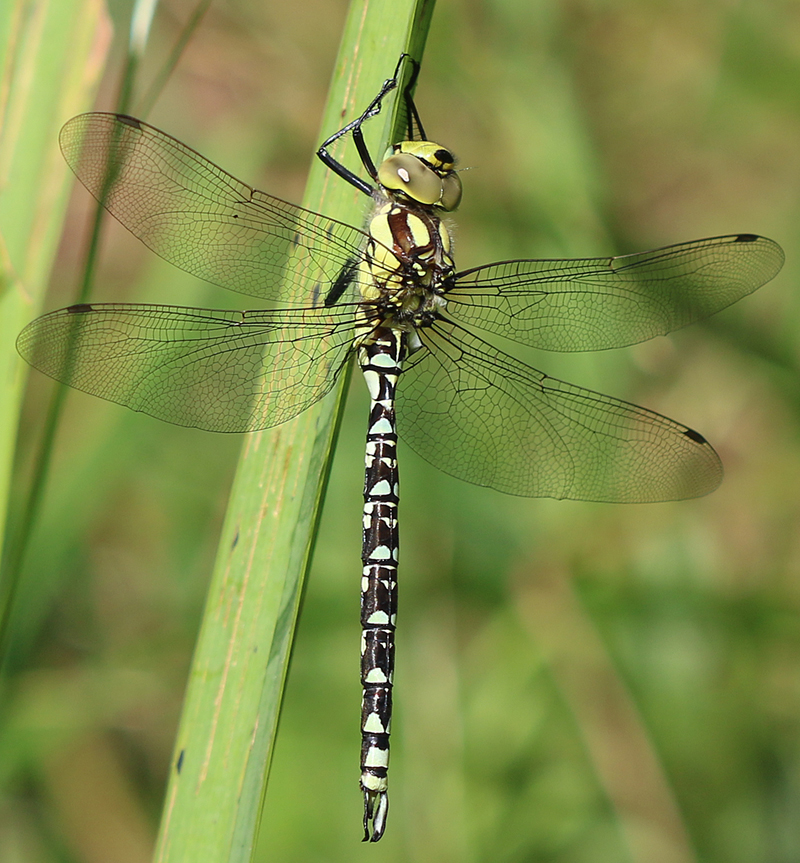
[399,55,426,141]
[316,53,420,194]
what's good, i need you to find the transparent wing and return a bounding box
[446,234,783,351]
[59,113,372,306]
[396,321,722,502]
[17,303,357,432]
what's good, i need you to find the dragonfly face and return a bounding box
[376,141,462,210]
[17,53,784,842]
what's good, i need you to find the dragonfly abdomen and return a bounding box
[358,328,406,842]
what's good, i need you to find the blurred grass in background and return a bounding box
[4,0,800,861]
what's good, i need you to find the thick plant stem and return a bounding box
[153,1,435,860]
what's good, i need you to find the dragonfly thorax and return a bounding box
[377,141,462,211]
[359,198,453,342]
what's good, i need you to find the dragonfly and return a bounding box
[18,55,784,841]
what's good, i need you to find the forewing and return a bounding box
[59,113,370,305]
[447,234,783,351]
[17,303,356,432]
[396,322,722,502]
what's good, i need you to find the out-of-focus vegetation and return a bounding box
[4,1,800,862]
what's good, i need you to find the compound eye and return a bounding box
[377,153,442,205]
[439,173,462,211]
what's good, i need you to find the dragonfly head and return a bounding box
[377,141,462,211]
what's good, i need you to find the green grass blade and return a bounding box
[0,0,166,657]
[0,0,109,632]
[153,1,435,860]
[134,0,213,118]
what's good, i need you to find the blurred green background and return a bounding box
[5,0,800,861]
